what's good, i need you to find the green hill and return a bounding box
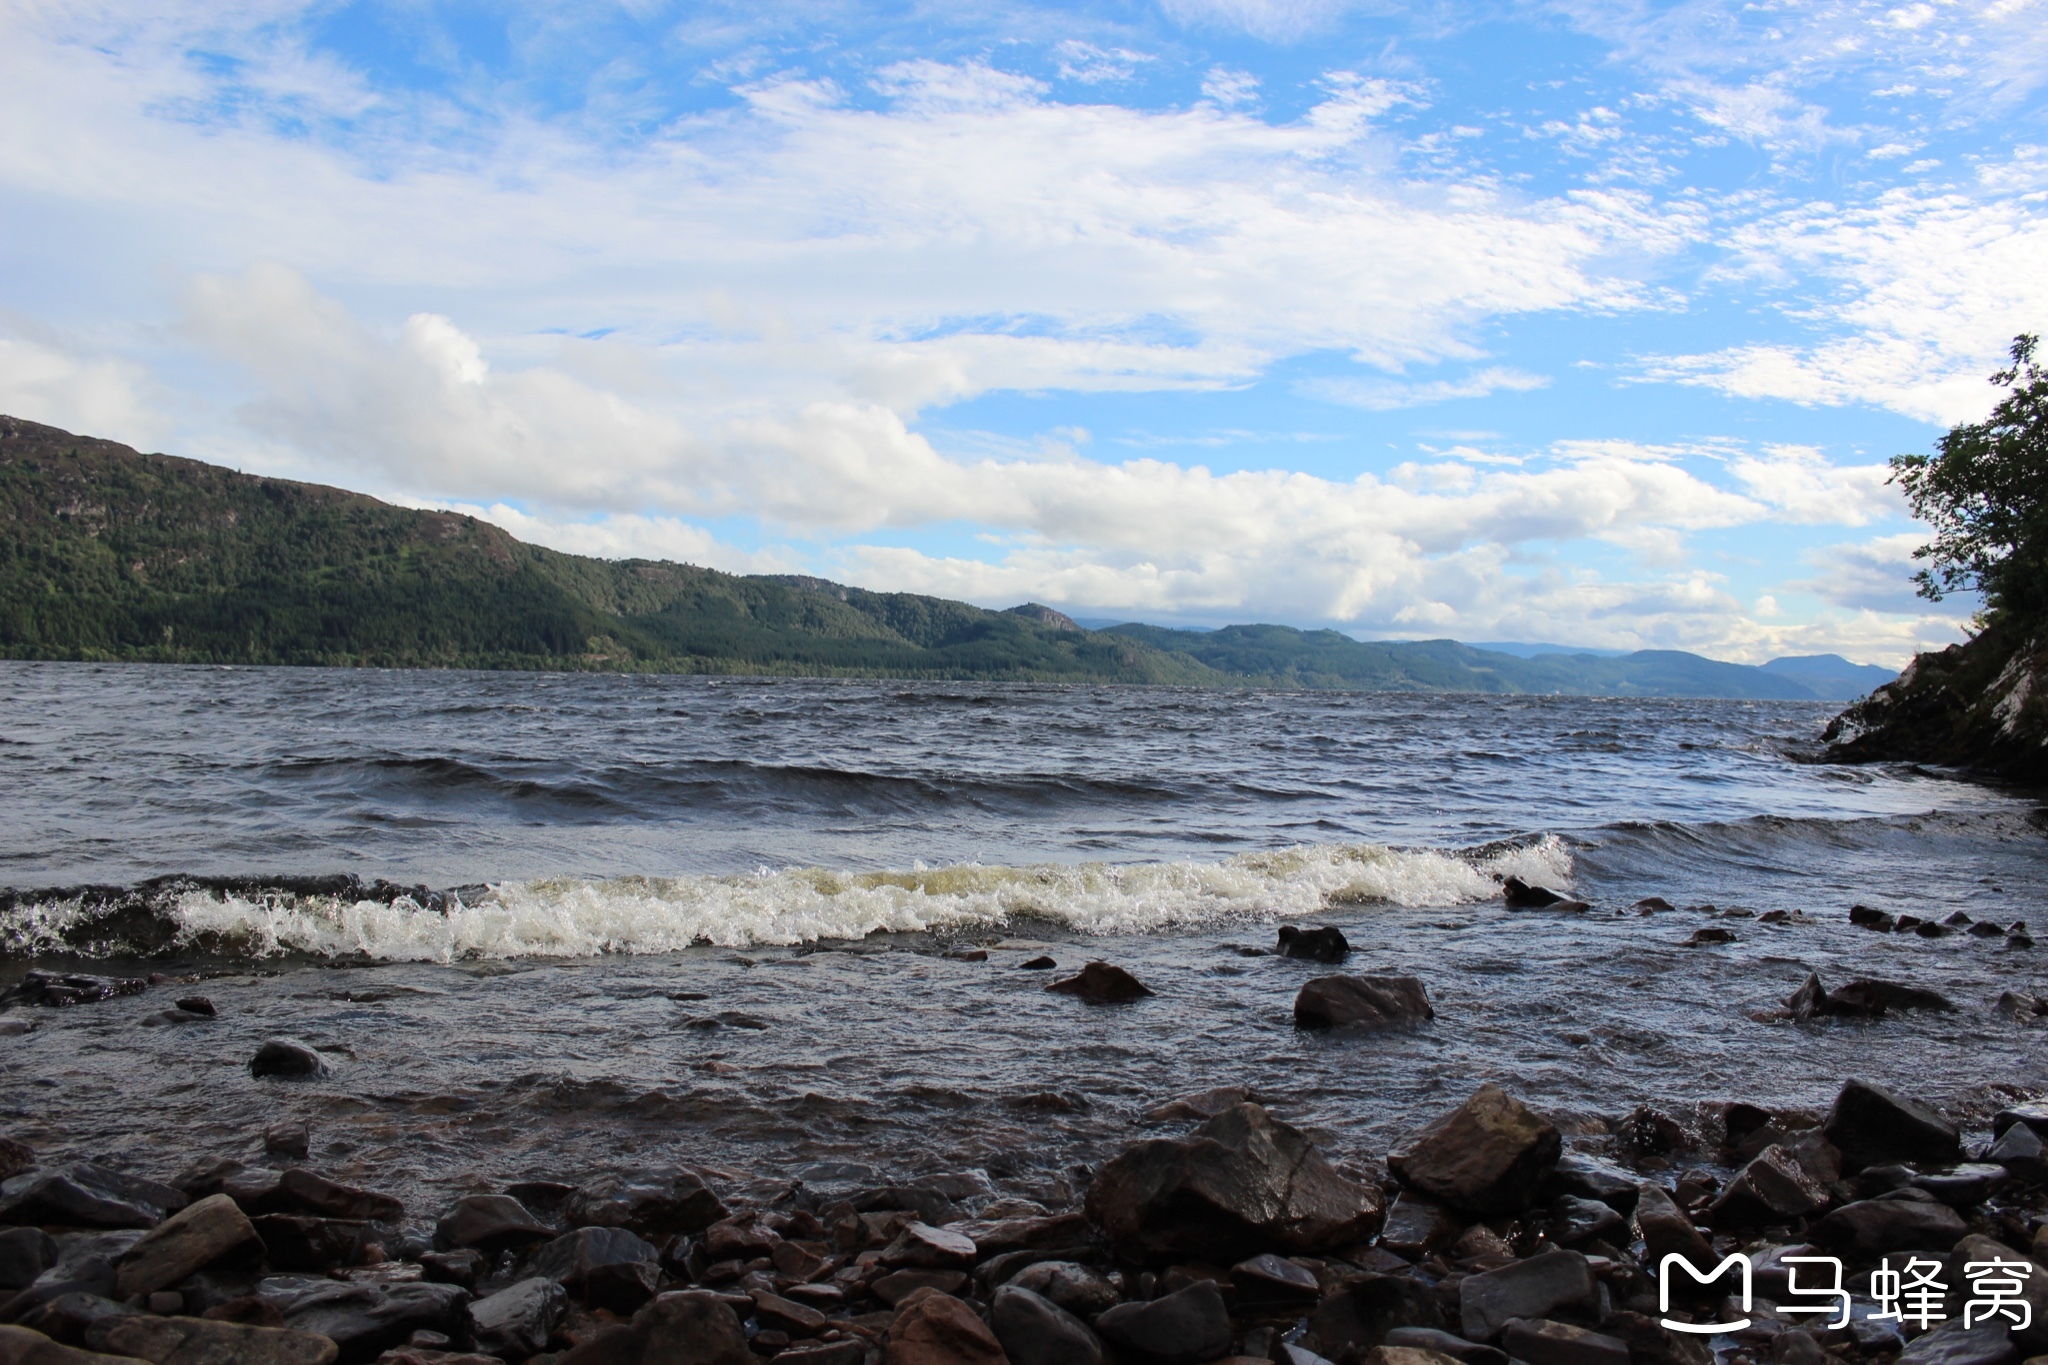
[0,414,1892,698]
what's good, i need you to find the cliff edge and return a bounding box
[1821,626,2048,784]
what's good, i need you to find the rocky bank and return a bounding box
[1822,627,2048,783]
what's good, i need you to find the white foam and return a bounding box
[141,838,1572,961]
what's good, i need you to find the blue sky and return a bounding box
[3,0,2045,664]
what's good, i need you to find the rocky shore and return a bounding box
[5,1047,2048,1365]
[1821,626,2048,784]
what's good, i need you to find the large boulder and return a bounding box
[991,1284,1102,1365]
[1085,1102,1383,1262]
[885,1288,1008,1365]
[1822,1081,1960,1170]
[532,1228,658,1292]
[1095,1281,1231,1365]
[1387,1085,1561,1215]
[273,1173,401,1225]
[431,1196,550,1253]
[111,1195,260,1298]
[554,1289,750,1365]
[469,1278,565,1360]
[1293,977,1432,1030]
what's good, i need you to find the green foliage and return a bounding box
[1891,334,2048,623]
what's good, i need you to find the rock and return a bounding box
[1912,1163,2008,1205]
[947,1212,1089,1258]
[1382,1329,1508,1365]
[1003,1261,1118,1318]
[275,1173,400,1225]
[88,1316,339,1365]
[748,1288,826,1337]
[1994,1102,2048,1139]
[1596,1313,1713,1365]
[412,1253,480,1292]
[885,1289,1007,1365]
[1633,1183,1711,1268]
[1500,1320,1630,1365]
[1634,898,1675,913]
[0,1167,184,1230]
[1276,926,1350,962]
[1544,1155,1638,1216]
[991,1285,1102,1365]
[1293,976,1432,1029]
[1231,1253,1320,1305]
[1683,927,1735,945]
[1362,1350,1465,1365]
[248,1043,327,1081]
[556,1289,750,1365]
[1917,921,1955,938]
[0,1228,58,1291]
[769,1346,865,1365]
[879,1222,976,1270]
[468,1278,564,1359]
[1705,1146,1830,1227]
[255,1277,469,1361]
[0,1325,148,1365]
[1044,962,1153,1003]
[1387,1084,1561,1215]
[0,973,147,1009]
[261,1124,309,1162]
[1458,1251,1597,1343]
[1810,1198,1967,1255]
[1551,1195,1624,1247]
[1503,879,1569,909]
[431,1196,550,1252]
[1095,1280,1231,1365]
[250,1217,368,1272]
[1896,1321,2020,1365]
[112,1196,260,1298]
[1989,1122,2048,1182]
[562,1173,725,1238]
[14,1297,137,1349]
[1823,1080,1961,1169]
[1378,1193,1462,1258]
[1085,1101,1383,1261]
[533,1227,658,1292]
[0,1144,32,1184]
[1306,1276,1445,1358]
[1849,905,1897,930]
[1826,981,1956,1015]
[872,1270,967,1307]
[1019,956,1055,970]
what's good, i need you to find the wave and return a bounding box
[0,838,1572,962]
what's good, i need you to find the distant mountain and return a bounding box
[1759,654,1898,699]
[1464,640,1630,659]
[0,415,1896,701]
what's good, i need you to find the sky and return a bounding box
[3,1,2045,666]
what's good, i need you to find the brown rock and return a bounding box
[276,1171,402,1224]
[1387,1084,1562,1215]
[1307,1275,1446,1357]
[113,1195,261,1299]
[1293,976,1433,1029]
[1378,1193,1462,1258]
[880,1223,976,1269]
[1633,1183,1711,1269]
[91,1316,339,1365]
[555,1289,751,1365]
[1362,1349,1466,1365]
[1086,1101,1383,1261]
[1045,962,1152,1003]
[1705,1146,1831,1227]
[0,1326,150,1365]
[874,1271,968,1307]
[886,1289,1007,1365]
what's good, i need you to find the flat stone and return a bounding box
[1086,1101,1383,1261]
[256,1277,469,1360]
[1307,1275,1446,1359]
[0,1167,184,1230]
[1458,1250,1597,1343]
[469,1278,565,1359]
[1095,1280,1231,1365]
[991,1285,1103,1365]
[748,1289,826,1336]
[431,1195,550,1252]
[563,1173,725,1238]
[113,1196,260,1298]
[1293,975,1433,1029]
[1823,1080,1961,1170]
[879,1222,976,1269]
[248,1042,328,1081]
[886,1289,1008,1365]
[275,1172,400,1225]
[89,1315,339,1365]
[945,1212,1089,1257]
[1500,1319,1630,1365]
[0,1325,149,1365]
[1231,1252,1319,1304]
[1388,1084,1562,1215]
[1810,1198,1968,1255]
[1044,962,1153,1003]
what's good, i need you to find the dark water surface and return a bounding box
[2,661,2045,1218]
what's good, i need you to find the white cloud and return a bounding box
[1797,531,1969,616]
[1054,41,1153,85]
[1299,366,1551,410]
[0,320,162,447]
[1728,445,1901,525]
[1157,0,1363,42]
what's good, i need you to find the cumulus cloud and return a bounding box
[0,320,162,447]
[1798,531,1970,616]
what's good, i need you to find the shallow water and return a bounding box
[2,661,2045,1225]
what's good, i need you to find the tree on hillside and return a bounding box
[1892,333,2048,625]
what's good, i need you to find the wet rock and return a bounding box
[0,973,148,1010]
[0,1325,146,1365]
[1849,905,1896,931]
[1387,1083,1562,1216]
[1827,981,1955,1015]
[1362,1350,1463,1365]
[1096,1280,1231,1365]
[533,1227,658,1295]
[1596,1312,1713,1365]
[1231,1253,1319,1306]
[1988,1121,2048,1182]
[1683,927,1735,946]
[0,1147,31,1185]
[88,1315,339,1365]
[248,1043,328,1081]
[555,1289,750,1365]
[1809,1198,1967,1255]
[1544,1155,1638,1216]
[468,1277,564,1359]
[1994,1102,2048,1139]
[1916,921,1954,938]
[0,1167,183,1230]
[0,1230,58,1292]
[1458,1251,1598,1343]
[770,1346,864,1365]
[1378,1193,1462,1258]
[872,1270,967,1307]
[431,1196,550,1253]
[1045,962,1153,1003]
[1003,1261,1118,1318]
[13,1295,135,1348]
[170,999,214,1019]
[1631,1184,1711,1270]
[1551,1195,1624,1247]
[1706,1146,1831,1227]
[1822,1079,1961,1170]
[1382,1329,1508,1365]
[1086,1101,1383,1261]
[262,1124,309,1163]
[1634,898,1675,913]
[1895,1321,2020,1365]
[680,1012,768,1031]
[991,1284,1102,1365]
[1503,879,1569,909]
[885,1288,1007,1365]
[1293,976,1432,1029]
[1276,926,1350,963]
[563,1173,725,1238]
[1500,1320,1630,1365]
[1911,1163,2008,1206]
[1969,921,2008,937]
[1306,1275,1446,1358]
[1019,956,1056,970]
[138,1011,210,1029]
[255,1278,468,1363]
[879,1222,976,1270]
[251,1217,369,1272]
[412,1253,480,1293]
[1142,1086,1260,1125]
[948,1211,1089,1258]
[275,1173,401,1225]
[112,1197,259,1299]
[850,1187,958,1226]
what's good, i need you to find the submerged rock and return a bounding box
[1848,905,1897,930]
[1502,879,1569,909]
[1276,925,1350,962]
[248,1041,328,1081]
[0,973,148,1009]
[1387,1084,1561,1215]
[1086,1101,1383,1261]
[1788,974,1956,1020]
[1293,975,1432,1029]
[1045,962,1153,1002]
[1683,927,1736,945]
